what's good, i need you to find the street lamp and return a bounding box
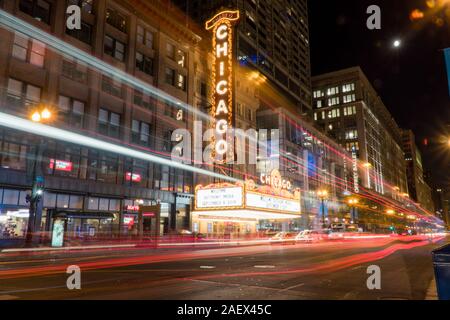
[347,197,359,224]
[25,106,52,246]
[317,189,329,229]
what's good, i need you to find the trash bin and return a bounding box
[432,244,450,300]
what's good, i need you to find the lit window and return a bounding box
[327,86,339,96]
[342,83,355,93]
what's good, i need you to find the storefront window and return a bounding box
[56,194,70,209]
[3,189,20,205]
[87,197,99,210]
[69,195,83,209]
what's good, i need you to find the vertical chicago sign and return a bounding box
[205,10,240,162]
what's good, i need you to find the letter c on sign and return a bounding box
[216,24,228,40]
[216,80,228,95]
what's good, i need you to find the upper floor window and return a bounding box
[328,97,340,106]
[102,76,122,98]
[6,78,41,112]
[98,108,121,139]
[19,0,51,24]
[66,21,92,45]
[104,35,125,61]
[61,58,88,83]
[137,25,153,49]
[12,32,45,67]
[58,95,85,128]
[133,90,155,112]
[106,8,127,33]
[343,94,356,104]
[166,43,175,59]
[343,105,357,116]
[131,120,151,146]
[68,0,93,14]
[165,67,175,86]
[327,86,339,96]
[313,90,324,98]
[136,52,153,76]
[342,83,355,93]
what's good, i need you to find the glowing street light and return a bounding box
[31,105,52,123]
[317,189,329,229]
[393,39,401,48]
[347,197,359,224]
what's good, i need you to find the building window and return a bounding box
[342,83,355,93]
[104,35,125,61]
[176,74,186,91]
[98,108,121,139]
[58,95,85,128]
[66,21,92,45]
[105,8,127,33]
[199,81,207,97]
[346,142,359,152]
[136,25,153,49]
[6,78,41,113]
[133,90,155,112]
[166,43,175,59]
[19,0,52,24]
[327,108,340,119]
[61,58,87,83]
[135,52,153,76]
[177,49,186,68]
[343,94,356,104]
[131,120,151,146]
[313,90,324,98]
[327,86,339,96]
[315,100,323,108]
[345,129,358,140]
[165,67,175,86]
[102,76,122,98]
[328,97,340,106]
[67,0,93,14]
[12,32,45,67]
[124,158,148,187]
[343,105,357,116]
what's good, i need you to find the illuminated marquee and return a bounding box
[206,10,240,160]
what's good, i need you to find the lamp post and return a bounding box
[347,197,359,224]
[25,106,52,246]
[317,189,328,229]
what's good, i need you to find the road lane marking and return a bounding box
[254,265,275,269]
[278,283,305,292]
[200,266,216,269]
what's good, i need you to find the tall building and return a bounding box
[401,129,435,213]
[174,0,312,114]
[0,0,207,242]
[311,67,408,201]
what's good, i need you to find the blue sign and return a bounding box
[444,48,450,95]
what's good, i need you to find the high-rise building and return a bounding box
[401,130,434,212]
[174,0,312,114]
[311,67,408,201]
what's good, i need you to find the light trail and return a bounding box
[0,112,239,183]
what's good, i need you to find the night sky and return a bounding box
[308,0,450,189]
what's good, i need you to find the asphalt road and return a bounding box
[0,236,447,300]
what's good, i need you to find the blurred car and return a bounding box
[295,230,325,242]
[270,232,296,244]
[328,231,345,240]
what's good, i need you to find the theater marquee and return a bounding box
[205,10,240,161]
